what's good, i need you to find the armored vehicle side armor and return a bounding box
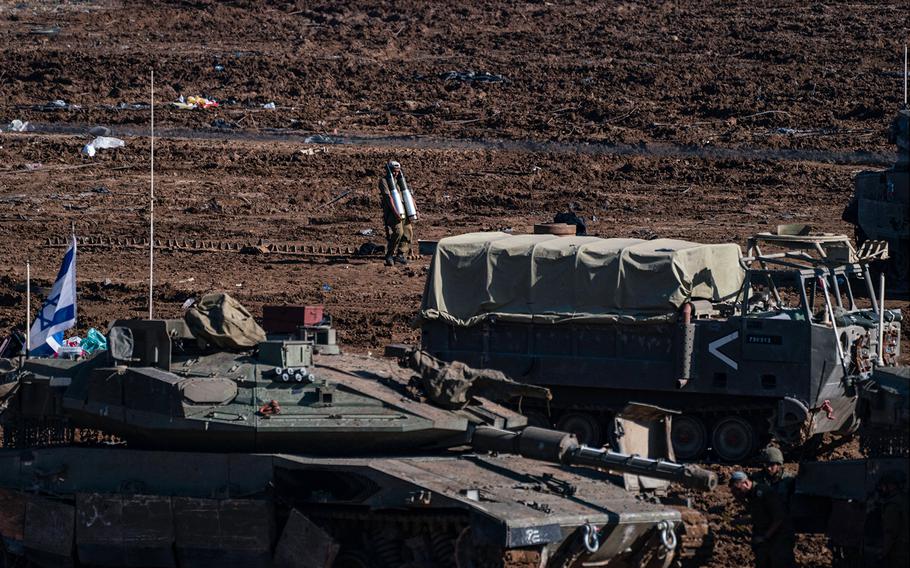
[419,230,901,461]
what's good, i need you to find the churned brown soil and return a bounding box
[1,1,907,566]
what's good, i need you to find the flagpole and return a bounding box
[149,69,155,320]
[25,260,30,357]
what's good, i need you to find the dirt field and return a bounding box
[1,1,908,566]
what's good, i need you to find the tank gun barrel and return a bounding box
[472,425,717,492]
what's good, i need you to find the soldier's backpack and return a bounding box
[184,293,266,350]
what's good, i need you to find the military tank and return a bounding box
[0,308,716,568]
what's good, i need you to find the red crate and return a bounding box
[262,305,324,333]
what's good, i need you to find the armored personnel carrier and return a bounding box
[0,314,715,567]
[419,230,901,461]
[842,108,910,295]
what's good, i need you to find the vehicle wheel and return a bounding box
[711,416,756,462]
[671,415,708,460]
[556,412,602,447]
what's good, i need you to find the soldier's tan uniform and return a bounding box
[378,174,412,258]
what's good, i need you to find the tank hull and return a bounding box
[0,446,701,568]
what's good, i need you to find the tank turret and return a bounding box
[1,317,715,490]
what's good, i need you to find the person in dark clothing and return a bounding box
[553,202,587,235]
[754,446,795,511]
[730,470,795,568]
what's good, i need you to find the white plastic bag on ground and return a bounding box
[82,136,125,157]
[7,120,29,132]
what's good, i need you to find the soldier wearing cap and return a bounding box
[378,160,413,266]
[729,470,796,568]
[877,469,908,566]
[755,446,795,511]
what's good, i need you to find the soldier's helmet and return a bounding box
[759,446,784,465]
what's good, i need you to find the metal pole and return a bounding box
[819,276,847,372]
[878,273,886,364]
[149,69,155,320]
[25,260,30,357]
[904,44,907,107]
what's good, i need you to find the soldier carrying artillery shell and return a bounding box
[378,160,418,266]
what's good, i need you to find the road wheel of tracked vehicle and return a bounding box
[557,412,602,447]
[671,415,708,460]
[711,416,756,462]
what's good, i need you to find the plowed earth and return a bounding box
[1,2,907,567]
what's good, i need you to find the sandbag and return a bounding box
[184,293,266,350]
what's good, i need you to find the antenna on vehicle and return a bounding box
[148,69,155,319]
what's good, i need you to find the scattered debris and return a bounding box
[82,136,125,157]
[6,120,29,132]
[303,134,337,144]
[214,64,225,72]
[211,118,237,129]
[58,336,83,359]
[298,147,328,156]
[173,95,219,110]
[88,125,111,137]
[39,99,80,111]
[24,163,42,171]
[29,26,61,36]
[321,283,332,292]
[358,228,374,236]
[92,186,111,194]
[262,102,276,109]
[114,102,149,110]
[440,70,506,83]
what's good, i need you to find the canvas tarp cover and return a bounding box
[419,232,744,325]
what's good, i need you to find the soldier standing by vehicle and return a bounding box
[730,471,796,568]
[877,469,909,566]
[755,447,795,510]
[378,160,417,266]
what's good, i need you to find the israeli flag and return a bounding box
[29,235,77,355]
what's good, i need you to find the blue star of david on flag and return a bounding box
[29,235,77,355]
